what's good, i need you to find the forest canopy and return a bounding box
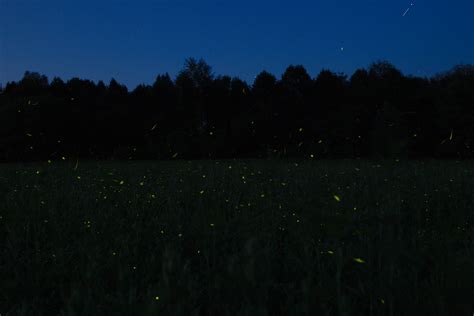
[1,58,473,162]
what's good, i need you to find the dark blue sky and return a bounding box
[1,0,473,89]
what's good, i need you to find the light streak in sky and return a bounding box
[402,2,415,17]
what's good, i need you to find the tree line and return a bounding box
[1,58,473,162]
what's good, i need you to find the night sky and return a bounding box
[1,0,473,89]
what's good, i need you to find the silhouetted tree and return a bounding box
[251,71,277,156]
[278,65,313,152]
[432,64,474,158]
[17,71,49,96]
[368,60,404,106]
[228,77,252,156]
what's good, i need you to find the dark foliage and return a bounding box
[1,59,473,162]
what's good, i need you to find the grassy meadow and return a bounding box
[1,158,474,315]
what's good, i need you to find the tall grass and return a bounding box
[1,159,473,315]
